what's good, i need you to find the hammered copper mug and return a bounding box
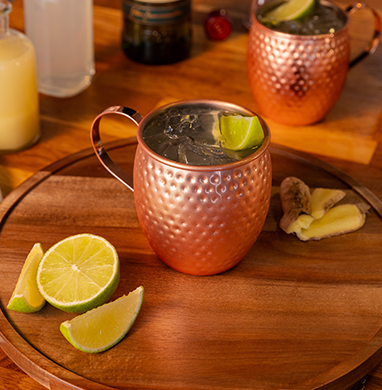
[91,100,272,276]
[247,0,381,125]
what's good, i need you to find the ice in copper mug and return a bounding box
[91,100,272,276]
[247,0,381,126]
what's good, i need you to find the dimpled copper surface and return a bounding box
[134,145,272,275]
[247,13,350,125]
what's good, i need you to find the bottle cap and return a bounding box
[204,9,232,41]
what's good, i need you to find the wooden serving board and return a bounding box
[1,139,382,390]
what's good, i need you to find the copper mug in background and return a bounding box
[91,100,272,276]
[247,0,381,126]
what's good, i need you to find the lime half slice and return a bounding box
[36,234,120,313]
[7,243,46,313]
[60,286,144,353]
[266,0,315,21]
[220,115,264,151]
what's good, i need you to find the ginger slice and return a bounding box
[296,203,370,241]
[279,177,314,234]
[279,176,370,240]
[310,188,346,219]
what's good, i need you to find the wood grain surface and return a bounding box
[0,140,382,390]
[1,0,382,389]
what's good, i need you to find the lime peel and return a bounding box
[36,234,120,313]
[60,286,144,353]
[7,243,46,313]
[220,115,265,151]
[266,0,316,21]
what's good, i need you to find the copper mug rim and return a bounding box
[253,0,350,38]
[136,99,271,173]
[252,0,381,64]
[91,99,272,192]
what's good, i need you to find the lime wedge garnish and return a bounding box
[36,234,120,313]
[266,0,315,21]
[220,115,264,151]
[60,286,144,353]
[7,243,46,313]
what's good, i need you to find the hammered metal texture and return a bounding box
[247,13,350,125]
[134,146,272,276]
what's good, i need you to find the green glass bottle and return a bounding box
[121,0,192,65]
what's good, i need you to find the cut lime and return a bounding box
[60,286,144,353]
[7,243,46,313]
[36,234,119,313]
[220,115,264,151]
[266,0,315,21]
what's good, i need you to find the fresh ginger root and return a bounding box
[310,188,346,219]
[279,177,314,234]
[297,203,369,241]
[279,177,369,241]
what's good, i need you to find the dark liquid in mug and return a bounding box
[142,104,260,166]
[257,0,346,35]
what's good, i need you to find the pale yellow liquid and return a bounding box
[0,31,40,152]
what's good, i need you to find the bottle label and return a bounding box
[122,0,190,25]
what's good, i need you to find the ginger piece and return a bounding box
[296,203,370,241]
[310,188,346,219]
[279,177,314,234]
[279,176,370,240]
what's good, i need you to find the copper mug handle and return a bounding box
[91,105,143,192]
[347,2,381,68]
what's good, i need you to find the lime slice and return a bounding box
[266,0,315,21]
[36,234,119,313]
[220,115,264,151]
[60,286,144,353]
[7,243,46,313]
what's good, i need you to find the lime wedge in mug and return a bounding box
[220,115,264,151]
[266,0,315,21]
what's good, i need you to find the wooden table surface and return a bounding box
[1,0,382,389]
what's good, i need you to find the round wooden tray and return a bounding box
[1,139,382,390]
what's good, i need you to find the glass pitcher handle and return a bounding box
[347,2,381,68]
[91,105,143,192]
